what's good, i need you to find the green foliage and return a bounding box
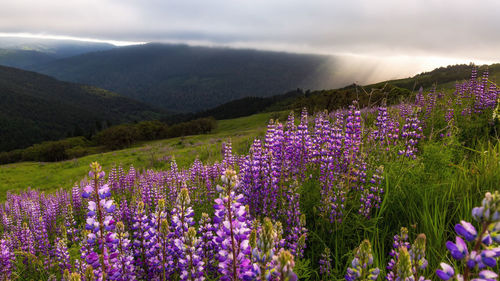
[0,118,215,164]
[294,259,315,280]
[0,137,91,163]
[94,118,215,150]
[94,124,141,150]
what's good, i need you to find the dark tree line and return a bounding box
[0,118,216,164]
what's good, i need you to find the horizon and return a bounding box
[1,0,499,83]
[0,32,496,86]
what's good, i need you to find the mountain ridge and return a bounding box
[29,43,340,112]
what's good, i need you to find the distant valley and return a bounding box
[0,65,164,151]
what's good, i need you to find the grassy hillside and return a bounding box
[0,65,165,151]
[374,63,500,90]
[29,43,340,112]
[1,70,499,280]
[0,112,281,200]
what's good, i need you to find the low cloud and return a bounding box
[0,0,498,76]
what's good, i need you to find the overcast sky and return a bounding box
[0,0,498,77]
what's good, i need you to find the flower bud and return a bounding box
[137,201,145,214]
[411,233,426,262]
[70,273,82,281]
[160,219,169,236]
[357,240,374,267]
[177,187,191,208]
[84,265,95,281]
[249,229,257,249]
[397,247,413,280]
[115,221,125,234]
[63,269,71,281]
[157,199,166,211]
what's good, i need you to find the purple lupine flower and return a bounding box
[280,183,307,258]
[345,240,380,281]
[398,112,423,159]
[19,222,35,255]
[446,236,468,260]
[239,138,272,218]
[359,166,384,218]
[346,240,379,281]
[199,213,218,275]
[65,204,78,243]
[222,139,236,170]
[171,187,195,244]
[386,227,410,281]
[436,263,454,280]
[142,199,167,278]
[158,218,175,280]
[319,247,333,279]
[345,103,363,158]
[0,239,14,280]
[455,220,477,242]
[214,169,255,281]
[437,191,500,281]
[373,106,389,145]
[72,183,82,212]
[131,201,149,278]
[55,238,72,274]
[175,227,204,281]
[478,270,498,280]
[81,162,116,278]
[107,221,136,281]
[416,87,425,107]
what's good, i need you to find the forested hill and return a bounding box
[29,43,340,112]
[0,37,116,68]
[0,49,56,68]
[0,65,165,151]
[182,63,500,120]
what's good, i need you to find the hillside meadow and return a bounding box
[0,112,282,200]
[0,69,499,281]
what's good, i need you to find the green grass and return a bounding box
[294,138,500,280]
[0,112,280,200]
[2,93,500,280]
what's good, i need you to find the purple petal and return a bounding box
[436,270,452,281]
[479,270,498,279]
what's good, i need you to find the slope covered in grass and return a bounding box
[0,112,280,200]
[0,68,499,281]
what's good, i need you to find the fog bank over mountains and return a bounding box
[0,36,494,112]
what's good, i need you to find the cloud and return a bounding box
[0,0,498,63]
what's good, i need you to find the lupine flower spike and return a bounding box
[436,191,500,281]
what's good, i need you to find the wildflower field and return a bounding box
[1,68,500,280]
